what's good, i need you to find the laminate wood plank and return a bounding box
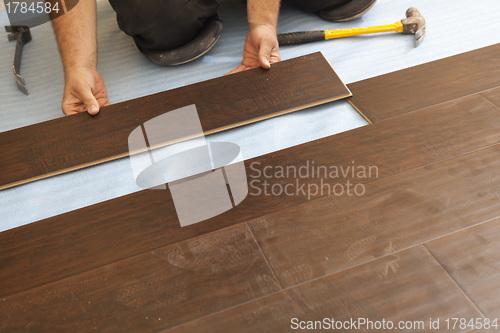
[3,94,500,299]
[347,43,500,122]
[0,52,351,191]
[0,224,281,333]
[425,219,500,319]
[166,246,482,333]
[482,87,500,109]
[248,142,500,289]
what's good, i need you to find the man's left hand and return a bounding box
[228,24,281,74]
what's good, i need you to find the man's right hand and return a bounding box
[62,68,110,116]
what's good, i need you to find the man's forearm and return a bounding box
[52,0,97,73]
[247,0,280,30]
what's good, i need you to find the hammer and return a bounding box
[278,7,426,47]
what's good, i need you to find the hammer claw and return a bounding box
[415,27,425,40]
[415,29,426,47]
[13,67,29,95]
[6,25,31,95]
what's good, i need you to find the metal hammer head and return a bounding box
[5,25,32,43]
[401,7,426,47]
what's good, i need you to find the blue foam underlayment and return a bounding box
[1,0,500,231]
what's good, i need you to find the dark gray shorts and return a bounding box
[108,0,351,51]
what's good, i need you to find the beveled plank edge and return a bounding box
[321,52,353,99]
[423,217,500,320]
[481,88,500,109]
[246,222,284,291]
[422,243,488,320]
[346,97,374,124]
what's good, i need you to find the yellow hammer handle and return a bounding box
[325,21,403,40]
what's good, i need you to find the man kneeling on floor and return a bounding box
[52,0,376,115]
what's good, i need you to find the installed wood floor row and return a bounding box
[0,52,350,190]
[166,246,482,333]
[347,43,500,122]
[0,224,282,333]
[0,231,484,332]
[172,210,500,333]
[2,93,500,299]
[246,142,500,289]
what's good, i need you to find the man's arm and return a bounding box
[228,0,281,74]
[52,0,108,115]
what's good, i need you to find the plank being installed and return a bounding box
[0,52,351,191]
[166,246,482,333]
[347,43,500,122]
[3,94,500,299]
[0,224,282,333]
[248,142,500,289]
[426,218,500,319]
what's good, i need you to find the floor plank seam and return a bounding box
[244,222,284,291]
[422,244,487,320]
[418,217,500,250]
[355,87,500,123]
[158,296,275,332]
[346,98,375,124]
[480,92,500,111]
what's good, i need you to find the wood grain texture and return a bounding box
[3,94,500,299]
[0,224,281,333]
[0,52,351,190]
[426,219,500,319]
[347,43,500,122]
[166,246,482,333]
[248,142,500,289]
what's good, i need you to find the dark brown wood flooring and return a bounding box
[0,52,350,191]
[2,46,500,332]
[347,43,500,122]
[3,94,500,299]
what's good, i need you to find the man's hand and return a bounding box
[228,24,281,74]
[62,68,110,116]
[228,0,281,74]
[52,0,103,115]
